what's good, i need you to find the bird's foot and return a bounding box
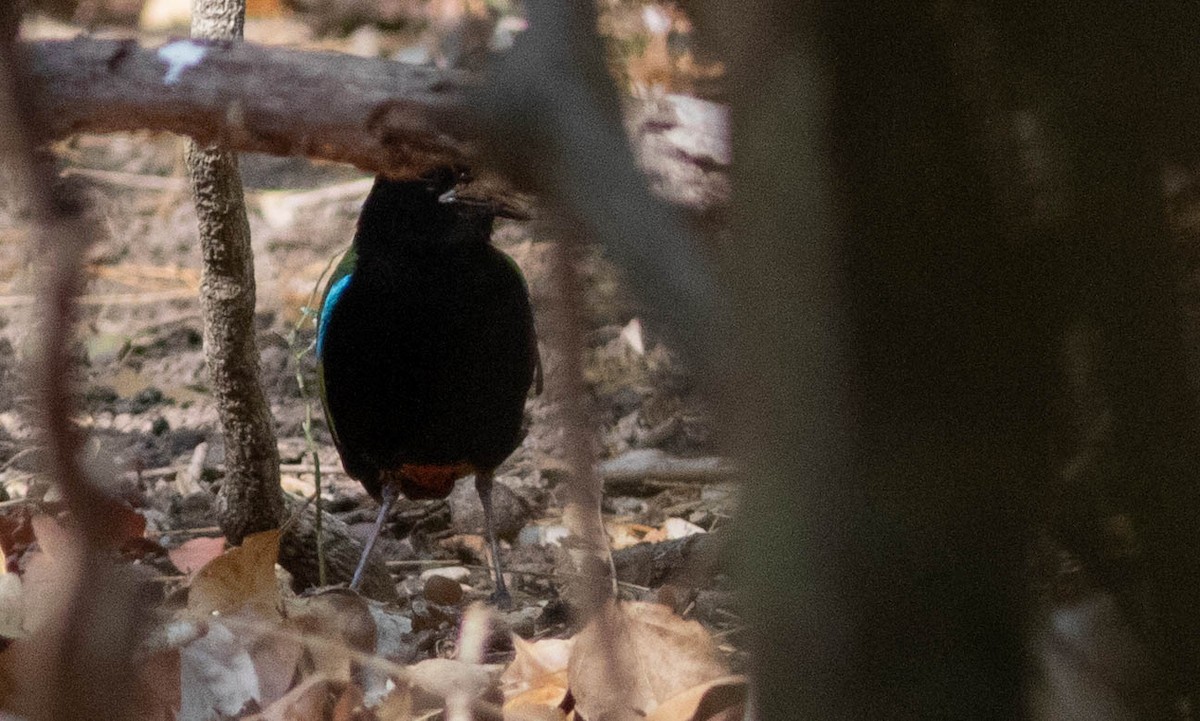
[489,588,513,610]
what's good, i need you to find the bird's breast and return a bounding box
[383,462,475,500]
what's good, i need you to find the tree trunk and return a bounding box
[185,0,283,543]
[184,0,394,598]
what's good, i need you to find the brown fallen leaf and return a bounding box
[331,682,366,721]
[374,681,414,721]
[188,529,282,618]
[500,636,574,701]
[568,601,729,721]
[168,536,227,576]
[251,626,306,708]
[439,534,489,564]
[645,676,746,721]
[287,589,377,682]
[0,506,36,573]
[606,521,656,551]
[502,672,569,716]
[242,675,345,721]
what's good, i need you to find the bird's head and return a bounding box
[355,167,494,256]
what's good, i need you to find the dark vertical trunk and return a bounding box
[829,5,1050,718]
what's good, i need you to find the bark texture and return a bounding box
[184,0,282,543]
[21,37,470,176]
[186,140,284,542]
[183,0,399,597]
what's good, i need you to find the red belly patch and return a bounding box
[386,462,475,500]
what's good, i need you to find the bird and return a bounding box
[316,167,540,607]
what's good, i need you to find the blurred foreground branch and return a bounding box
[0,17,150,721]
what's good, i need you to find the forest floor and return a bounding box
[0,6,744,720]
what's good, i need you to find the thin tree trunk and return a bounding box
[184,0,394,598]
[185,0,283,543]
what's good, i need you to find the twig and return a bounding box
[287,252,340,586]
[60,166,189,191]
[598,449,736,485]
[407,561,654,593]
[0,288,197,308]
[156,526,222,537]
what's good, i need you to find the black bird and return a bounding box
[316,169,540,606]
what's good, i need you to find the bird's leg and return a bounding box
[349,482,398,592]
[476,468,512,608]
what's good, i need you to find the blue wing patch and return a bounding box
[317,273,352,356]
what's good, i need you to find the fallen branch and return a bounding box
[20,37,727,212]
[612,531,722,588]
[21,36,472,176]
[599,449,736,491]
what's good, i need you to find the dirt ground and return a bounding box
[0,12,742,675]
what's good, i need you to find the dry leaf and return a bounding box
[19,550,74,634]
[245,0,284,17]
[642,518,705,545]
[408,658,499,709]
[179,621,262,720]
[250,628,305,708]
[568,602,729,721]
[286,589,376,682]
[606,522,656,551]
[0,507,36,573]
[242,675,345,721]
[501,636,574,700]
[169,536,227,575]
[503,672,569,715]
[188,529,282,618]
[503,701,569,721]
[645,676,746,721]
[139,0,190,30]
[0,573,24,639]
[375,682,415,721]
[331,682,365,721]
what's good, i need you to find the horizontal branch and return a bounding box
[22,36,474,175]
[20,37,728,211]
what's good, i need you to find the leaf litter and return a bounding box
[0,2,742,719]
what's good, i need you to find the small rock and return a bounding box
[171,491,216,529]
[423,574,463,605]
[517,524,570,548]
